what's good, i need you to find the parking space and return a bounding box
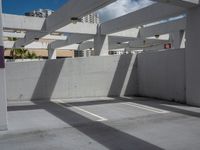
[1,97,200,150]
[56,98,169,122]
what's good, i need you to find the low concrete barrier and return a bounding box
[137,49,185,103]
[5,49,188,105]
[6,55,137,101]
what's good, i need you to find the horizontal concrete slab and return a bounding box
[1,97,200,150]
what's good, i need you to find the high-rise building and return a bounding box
[25,9,100,24]
[80,12,100,24]
[25,9,54,18]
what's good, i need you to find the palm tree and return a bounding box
[10,48,27,59]
[10,48,38,60]
[27,51,38,59]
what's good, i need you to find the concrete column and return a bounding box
[48,48,57,59]
[94,25,109,56]
[185,7,200,106]
[83,50,87,57]
[170,30,185,49]
[77,44,87,57]
[0,0,8,130]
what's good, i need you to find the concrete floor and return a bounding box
[1,97,200,150]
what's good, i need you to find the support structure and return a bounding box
[0,0,7,131]
[101,3,186,34]
[48,47,57,60]
[152,0,199,8]
[170,30,185,49]
[14,0,116,48]
[185,7,200,106]
[94,25,109,56]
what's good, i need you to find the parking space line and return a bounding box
[120,102,170,114]
[56,100,108,122]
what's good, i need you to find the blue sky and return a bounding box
[2,0,68,15]
[2,0,153,22]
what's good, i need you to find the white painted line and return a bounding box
[56,100,108,122]
[120,102,170,114]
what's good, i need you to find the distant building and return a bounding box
[25,9,54,18]
[25,9,100,24]
[80,12,100,24]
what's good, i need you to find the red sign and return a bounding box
[164,43,172,49]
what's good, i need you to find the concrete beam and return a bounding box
[49,34,94,49]
[140,18,186,38]
[109,43,129,50]
[3,32,67,40]
[78,41,94,50]
[3,32,25,38]
[3,14,97,35]
[152,0,199,8]
[4,41,79,49]
[14,0,115,47]
[2,14,45,31]
[109,28,139,38]
[101,3,186,34]
[129,39,169,48]
[4,36,137,49]
[108,36,136,44]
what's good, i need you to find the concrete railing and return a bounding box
[6,55,137,101]
[137,49,185,103]
[5,49,187,105]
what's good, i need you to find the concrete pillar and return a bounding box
[77,44,87,57]
[48,48,57,59]
[83,50,87,57]
[94,25,109,56]
[185,7,200,106]
[170,30,185,49]
[0,0,8,130]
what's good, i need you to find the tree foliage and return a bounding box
[10,48,38,59]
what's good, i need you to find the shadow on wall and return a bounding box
[31,59,65,101]
[27,56,163,149]
[108,54,138,97]
[7,100,163,150]
[30,54,138,101]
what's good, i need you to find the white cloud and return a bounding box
[98,0,153,22]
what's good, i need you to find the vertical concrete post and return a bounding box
[48,46,57,59]
[170,30,185,49]
[185,7,200,106]
[83,50,87,57]
[94,25,109,56]
[0,0,8,130]
[77,44,87,57]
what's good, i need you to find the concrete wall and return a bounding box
[6,54,137,101]
[5,49,190,105]
[185,7,200,107]
[137,49,186,103]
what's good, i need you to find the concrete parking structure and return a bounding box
[0,97,200,150]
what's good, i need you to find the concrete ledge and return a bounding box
[0,125,8,131]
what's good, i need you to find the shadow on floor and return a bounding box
[117,97,200,118]
[8,97,200,118]
[8,100,163,150]
[24,57,163,149]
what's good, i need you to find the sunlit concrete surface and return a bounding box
[0,97,200,150]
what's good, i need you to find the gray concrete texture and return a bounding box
[1,97,200,150]
[6,54,137,101]
[5,48,200,106]
[137,49,185,103]
[185,7,200,106]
